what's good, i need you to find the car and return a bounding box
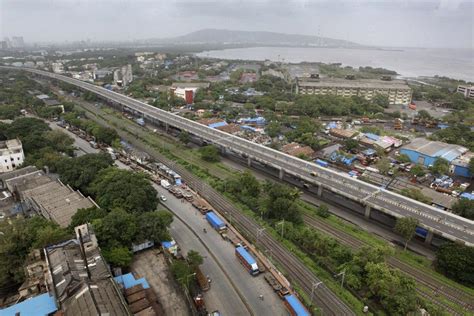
[160,195,167,202]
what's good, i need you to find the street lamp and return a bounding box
[276,220,285,238]
[256,228,266,245]
[311,281,323,303]
[334,270,346,288]
[179,272,197,289]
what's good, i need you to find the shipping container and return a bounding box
[283,294,310,316]
[206,212,226,232]
[235,246,259,276]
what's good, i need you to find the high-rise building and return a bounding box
[113,64,133,87]
[11,36,25,48]
[457,85,474,98]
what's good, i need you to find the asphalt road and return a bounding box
[156,184,288,316]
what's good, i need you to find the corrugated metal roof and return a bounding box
[0,293,57,316]
[284,294,310,316]
[402,138,467,161]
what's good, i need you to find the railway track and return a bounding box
[149,162,355,315]
[302,214,474,315]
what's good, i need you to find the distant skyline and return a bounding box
[1,0,473,48]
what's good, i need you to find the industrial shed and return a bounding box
[400,138,468,167]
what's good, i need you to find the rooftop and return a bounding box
[402,138,468,162]
[0,139,22,150]
[46,225,130,316]
[0,293,57,316]
[297,78,410,90]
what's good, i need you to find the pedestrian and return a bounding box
[259,294,264,301]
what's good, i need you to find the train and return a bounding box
[205,211,227,232]
[235,246,259,276]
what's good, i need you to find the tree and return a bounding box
[344,139,359,152]
[69,207,108,229]
[394,217,419,250]
[451,199,474,220]
[400,188,432,204]
[94,126,119,145]
[410,165,425,177]
[316,204,330,218]
[199,145,220,162]
[89,168,158,213]
[171,260,195,289]
[372,94,389,108]
[179,131,191,145]
[365,262,417,315]
[136,211,173,243]
[187,250,203,269]
[57,153,114,195]
[93,209,139,249]
[102,247,133,267]
[430,158,449,175]
[266,121,281,138]
[376,157,391,175]
[44,130,75,154]
[397,154,411,164]
[435,242,474,286]
[260,182,302,224]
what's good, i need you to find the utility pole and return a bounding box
[334,270,346,288]
[276,220,285,238]
[256,228,266,245]
[311,281,323,303]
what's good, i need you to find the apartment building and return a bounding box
[0,139,25,173]
[296,77,412,105]
[457,85,474,98]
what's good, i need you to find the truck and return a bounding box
[235,246,259,276]
[284,294,311,316]
[106,147,117,160]
[205,212,227,232]
[160,179,171,189]
[195,266,210,291]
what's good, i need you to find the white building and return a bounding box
[113,64,133,87]
[0,139,25,173]
[457,85,474,98]
[51,62,64,74]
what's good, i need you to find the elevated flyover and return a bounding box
[5,66,473,246]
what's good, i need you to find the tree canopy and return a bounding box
[394,217,419,250]
[89,168,158,213]
[436,243,474,286]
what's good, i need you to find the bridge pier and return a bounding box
[164,123,169,132]
[279,168,284,180]
[317,185,323,197]
[247,157,252,167]
[220,146,227,155]
[425,230,434,245]
[364,205,371,219]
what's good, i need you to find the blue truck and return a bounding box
[284,294,310,316]
[235,246,259,276]
[205,212,226,232]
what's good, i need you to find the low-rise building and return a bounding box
[296,77,412,105]
[281,142,315,158]
[400,138,469,169]
[457,85,474,98]
[0,139,25,173]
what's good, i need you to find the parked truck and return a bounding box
[235,246,259,276]
[315,159,329,167]
[195,266,210,291]
[160,179,171,189]
[205,212,227,232]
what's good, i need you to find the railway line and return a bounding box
[302,214,474,315]
[134,156,355,314]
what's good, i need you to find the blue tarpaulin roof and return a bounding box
[0,293,57,316]
[460,192,474,200]
[161,241,174,249]
[114,273,150,290]
[236,246,256,265]
[284,294,310,316]
[362,149,376,156]
[327,121,337,129]
[364,133,380,141]
[208,121,228,129]
[240,125,257,132]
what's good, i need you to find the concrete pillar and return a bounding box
[425,230,434,245]
[364,205,371,219]
[165,123,169,132]
[279,168,284,180]
[220,146,226,155]
[317,185,323,197]
[247,157,252,167]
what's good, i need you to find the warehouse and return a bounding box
[400,138,470,175]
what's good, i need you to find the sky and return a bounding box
[1,0,473,48]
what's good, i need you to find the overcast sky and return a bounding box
[1,0,472,48]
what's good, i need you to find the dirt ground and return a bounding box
[131,250,191,316]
